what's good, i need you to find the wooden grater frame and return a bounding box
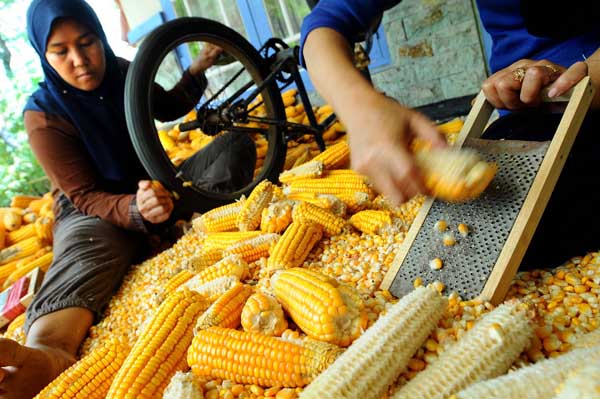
[381,77,595,304]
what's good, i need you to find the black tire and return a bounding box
[125,17,286,214]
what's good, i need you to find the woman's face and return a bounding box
[45,18,106,91]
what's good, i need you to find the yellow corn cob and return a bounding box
[4,312,26,338]
[224,233,280,263]
[10,195,41,209]
[285,193,347,216]
[267,222,323,271]
[260,200,294,233]
[194,282,253,331]
[34,216,53,244]
[183,275,239,302]
[159,130,177,151]
[0,236,43,265]
[335,191,371,213]
[106,289,208,399]
[284,144,312,170]
[184,254,248,290]
[14,247,47,270]
[0,225,5,250]
[27,198,51,213]
[164,270,195,293]
[38,202,54,218]
[554,357,600,399]
[392,302,533,399]
[300,286,447,399]
[415,147,497,202]
[188,326,343,387]
[22,212,37,224]
[189,248,224,270]
[163,371,204,399]
[272,268,366,346]
[349,210,393,235]
[279,160,324,184]
[193,201,244,233]
[241,292,288,336]
[34,339,128,399]
[283,174,373,199]
[3,251,53,288]
[202,231,263,252]
[454,344,600,399]
[3,209,22,232]
[238,180,274,231]
[292,201,346,236]
[437,117,464,136]
[5,223,36,246]
[312,140,350,170]
[0,262,18,285]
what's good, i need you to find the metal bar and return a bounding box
[277,0,295,38]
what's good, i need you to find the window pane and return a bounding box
[263,0,310,44]
[172,0,248,38]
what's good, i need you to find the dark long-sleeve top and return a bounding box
[24,58,207,231]
[299,0,600,73]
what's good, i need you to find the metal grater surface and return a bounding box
[389,138,550,300]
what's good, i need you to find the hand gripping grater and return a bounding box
[381,77,595,304]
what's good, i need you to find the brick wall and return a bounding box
[372,0,488,107]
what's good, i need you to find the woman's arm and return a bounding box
[152,44,223,122]
[25,111,172,231]
[303,28,445,204]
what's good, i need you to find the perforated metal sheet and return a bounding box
[389,138,550,300]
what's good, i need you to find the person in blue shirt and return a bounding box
[300,0,600,267]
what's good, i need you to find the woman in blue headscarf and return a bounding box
[0,1,225,396]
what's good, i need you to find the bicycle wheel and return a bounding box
[125,17,286,214]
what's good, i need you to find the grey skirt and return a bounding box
[24,195,145,333]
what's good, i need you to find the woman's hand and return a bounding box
[482,59,588,110]
[188,43,223,75]
[346,93,447,204]
[136,180,174,224]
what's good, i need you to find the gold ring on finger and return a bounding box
[543,64,560,76]
[512,67,527,83]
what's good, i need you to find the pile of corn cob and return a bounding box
[17,113,600,399]
[0,194,54,289]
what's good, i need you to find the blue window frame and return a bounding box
[130,0,392,93]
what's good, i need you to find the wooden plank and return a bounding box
[480,77,595,304]
[381,197,434,290]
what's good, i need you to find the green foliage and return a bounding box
[0,0,49,206]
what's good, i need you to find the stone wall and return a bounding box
[372,0,488,108]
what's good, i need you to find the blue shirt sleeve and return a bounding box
[299,0,399,67]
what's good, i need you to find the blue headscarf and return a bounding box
[24,0,147,189]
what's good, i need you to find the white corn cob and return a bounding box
[454,345,600,399]
[279,160,324,184]
[299,286,447,399]
[163,371,204,399]
[392,302,533,399]
[571,328,600,350]
[554,357,600,399]
[182,275,239,302]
